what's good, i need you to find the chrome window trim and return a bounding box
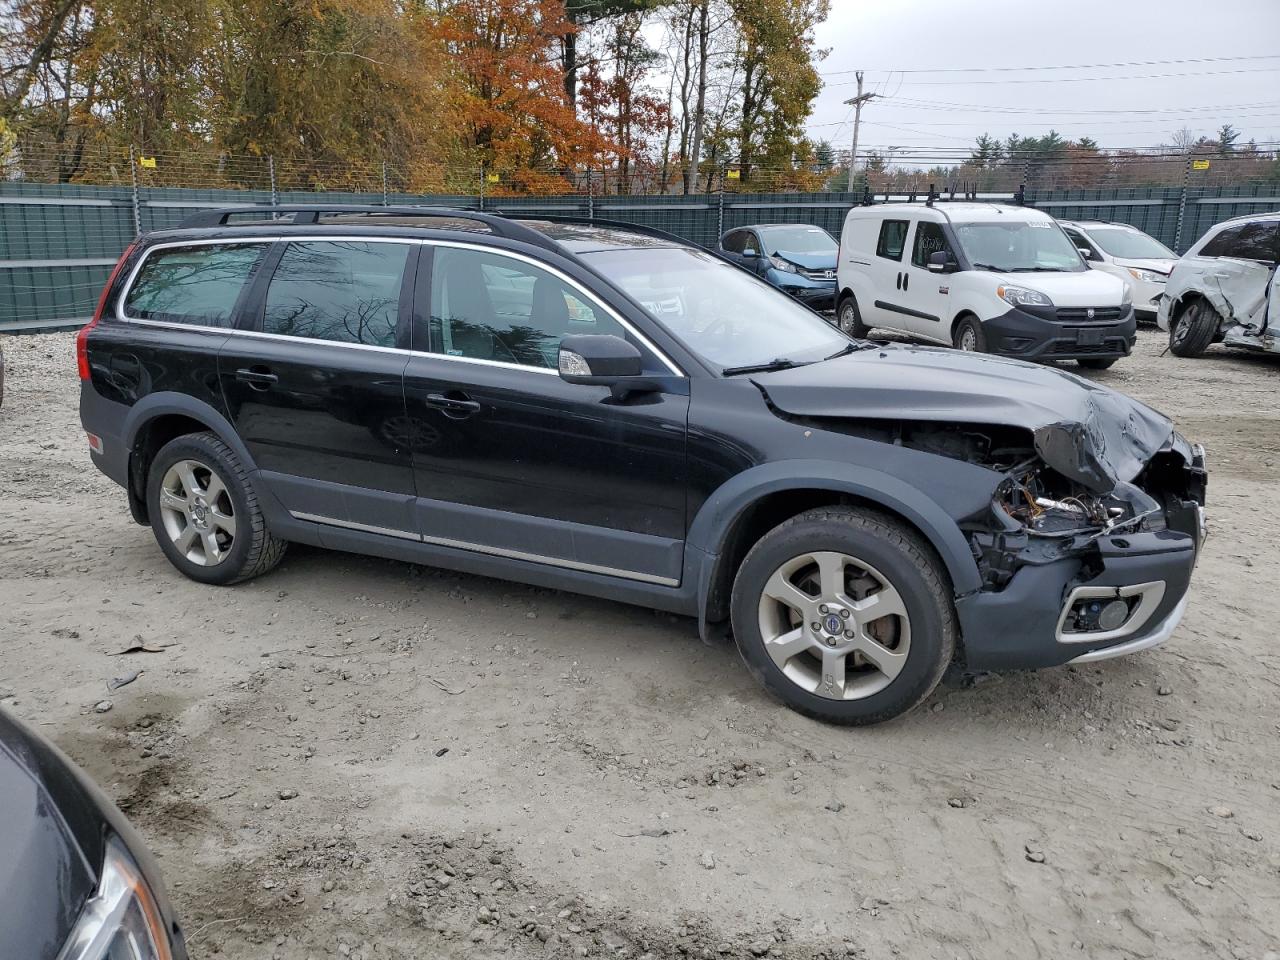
[113,235,687,377]
[292,510,680,587]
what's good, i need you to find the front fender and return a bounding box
[686,459,984,597]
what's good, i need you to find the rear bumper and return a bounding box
[80,381,130,489]
[956,529,1198,671]
[984,305,1137,361]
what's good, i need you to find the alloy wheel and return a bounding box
[158,459,236,566]
[756,550,911,701]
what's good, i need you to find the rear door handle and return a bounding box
[895,272,902,290]
[424,392,481,418]
[235,366,278,390]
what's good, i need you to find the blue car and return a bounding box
[718,223,838,310]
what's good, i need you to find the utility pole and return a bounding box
[844,72,876,193]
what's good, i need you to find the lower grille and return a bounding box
[1051,340,1125,356]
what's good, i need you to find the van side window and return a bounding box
[875,220,908,261]
[262,241,412,347]
[123,244,263,327]
[910,223,952,268]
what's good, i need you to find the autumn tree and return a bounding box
[430,0,613,192]
[728,0,828,186]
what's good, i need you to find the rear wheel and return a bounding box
[952,315,987,353]
[1077,357,1117,370]
[730,507,956,725]
[1169,299,1219,358]
[837,295,868,337]
[146,432,287,585]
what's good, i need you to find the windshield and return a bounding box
[1085,226,1176,261]
[583,247,848,369]
[952,219,1086,273]
[760,226,837,255]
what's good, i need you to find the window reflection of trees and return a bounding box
[264,242,408,347]
[125,245,262,327]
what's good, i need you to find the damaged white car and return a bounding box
[1158,211,1280,357]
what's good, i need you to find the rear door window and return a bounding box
[1201,221,1280,262]
[124,244,263,327]
[875,220,909,261]
[262,240,412,347]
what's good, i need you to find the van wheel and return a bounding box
[730,507,956,726]
[146,432,287,585]
[1169,300,1218,358]
[952,316,986,353]
[1077,357,1117,370]
[837,295,868,337]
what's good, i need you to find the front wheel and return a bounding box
[730,507,956,725]
[146,432,287,585]
[1169,300,1219,358]
[836,295,868,338]
[952,315,987,353]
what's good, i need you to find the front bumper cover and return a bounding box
[985,305,1138,361]
[956,529,1198,671]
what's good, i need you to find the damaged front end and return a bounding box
[961,429,1206,669]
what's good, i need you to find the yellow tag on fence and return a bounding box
[486,173,499,183]
[1191,159,1210,171]
[139,156,157,168]
[726,169,740,180]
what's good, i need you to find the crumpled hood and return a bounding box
[770,249,837,271]
[755,344,1177,492]
[1113,257,1178,275]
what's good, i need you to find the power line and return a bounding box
[818,53,1280,76]
[876,96,1280,116]
[825,65,1280,87]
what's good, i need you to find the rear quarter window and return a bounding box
[123,244,264,327]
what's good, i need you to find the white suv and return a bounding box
[836,203,1135,370]
[1059,220,1178,323]
[1157,211,1280,358]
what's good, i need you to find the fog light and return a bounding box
[1096,599,1129,631]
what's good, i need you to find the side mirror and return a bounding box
[927,250,957,273]
[1078,246,1098,262]
[741,247,759,258]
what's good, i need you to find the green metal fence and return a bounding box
[3,181,1279,332]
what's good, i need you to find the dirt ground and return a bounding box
[1,329,1278,960]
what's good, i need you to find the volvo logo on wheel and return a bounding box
[824,614,843,634]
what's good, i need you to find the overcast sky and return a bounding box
[807,0,1280,160]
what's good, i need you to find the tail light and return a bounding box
[77,241,138,381]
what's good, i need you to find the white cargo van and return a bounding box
[835,202,1136,369]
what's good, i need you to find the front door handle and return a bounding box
[424,392,482,419]
[903,272,910,291]
[895,272,902,290]
[235,366,278,391]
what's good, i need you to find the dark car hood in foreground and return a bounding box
[770,248,837,271]
[0,712,97,960]
[755,344,1177,492]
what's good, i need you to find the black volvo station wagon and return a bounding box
[79,206,1206,725]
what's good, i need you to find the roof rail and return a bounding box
[502,214,700,248]
[176,204,563,252]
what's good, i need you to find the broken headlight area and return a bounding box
[968,437,1205,592]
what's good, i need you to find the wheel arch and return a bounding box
[122,394,256,523]
[687,461,981,635]
[950,308,981,340]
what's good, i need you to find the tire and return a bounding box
[1169,299,1218,358]
[836,295,868,338]
[729,506,956,726]
[952,315,987,353]
[1076,357,1117,370]
[145,432,287,585]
